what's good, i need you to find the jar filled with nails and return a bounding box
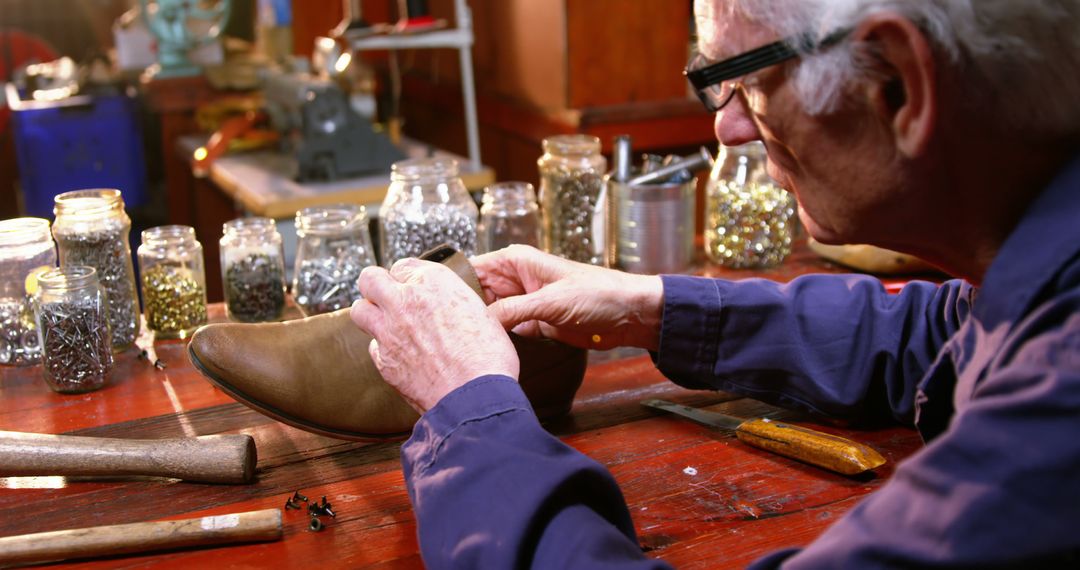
[293,204,377,316]
[379,157,479,267]
[220,217,286,323]
[32,265,113,394]
[137,225,209,339]
[537,134,608,265]
[0,217,56,366]
[52,189,140,351]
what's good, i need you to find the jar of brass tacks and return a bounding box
[0,218,56,366]
[538,134,607,265]
[705,142,796,268]
[137,225,208,339]
[32,265,113,394]
[293,204,376,316]
[52,189,140,351]
[379,157,478,266]
[220,217,286,322]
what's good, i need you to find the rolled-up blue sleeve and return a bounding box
[401,374,671,569]
[656,274,971,424]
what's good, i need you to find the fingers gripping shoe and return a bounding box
[187,245,587,440]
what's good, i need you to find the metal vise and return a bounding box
[262,70,404,182]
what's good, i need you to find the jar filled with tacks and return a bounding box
[0,218,56,366]
[705,142,796,268]
[293,204,376,316]
[379,158,478,266]
[52,189,140,351]
[538,134,608,265]
[137,225,208,339]
[32,265,113,394]
[220,217,286,322]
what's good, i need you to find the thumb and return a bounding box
[489,293,554,331]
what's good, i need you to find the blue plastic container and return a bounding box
[9,93,148,218]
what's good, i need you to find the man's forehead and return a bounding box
[695,0,779,60]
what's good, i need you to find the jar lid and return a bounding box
[141,225,198,247]
[53,189,124,217]
[223,217,277,236]
[0,217,52,248]
[295,204,367,235]
[390,158,460,183]
[37,265,98,291]
[542,134,601,156]
[481,182,537,207]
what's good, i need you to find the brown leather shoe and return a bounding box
[187,245,587,440]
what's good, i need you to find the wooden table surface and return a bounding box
[0,249,928,569]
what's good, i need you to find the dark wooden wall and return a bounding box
[290,1,714,188]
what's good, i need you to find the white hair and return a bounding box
[704,0,1080,136]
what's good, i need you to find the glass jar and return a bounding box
[220,217,286,322]
[379,157,478,266]
[0,218,55,366]
[33,266,113,394]
[537,134,608,265]
[137,225,208,339]
[704,142,796,268]
[293,204,376,316]
[52,189,140,351]
[476,182,542,254]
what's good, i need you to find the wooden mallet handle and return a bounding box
[0,508,282,566]
[0,431,257,484]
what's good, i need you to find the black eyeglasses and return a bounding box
[685,28,851,112]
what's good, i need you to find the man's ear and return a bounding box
[855,13,937,157]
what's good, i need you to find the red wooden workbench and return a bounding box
[0,246,927,568]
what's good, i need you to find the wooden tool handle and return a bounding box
[0,508,281,566]
[0,431,257,484]
[735,419,887,476]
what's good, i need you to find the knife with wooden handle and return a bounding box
[0,431,257,484]
[641,399,886,475]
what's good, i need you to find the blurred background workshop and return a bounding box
[0,1,940,567]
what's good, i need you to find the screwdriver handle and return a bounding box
[735,419,886,475]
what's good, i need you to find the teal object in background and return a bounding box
[139,0,233,78]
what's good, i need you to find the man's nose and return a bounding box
[714,96,761,147]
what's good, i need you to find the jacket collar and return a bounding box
[976,152,1080,328]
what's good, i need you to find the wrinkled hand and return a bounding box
[472,245,665,351]
[349,258,519,413]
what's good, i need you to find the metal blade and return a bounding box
[641,399,743,431]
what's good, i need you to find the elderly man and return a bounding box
[350,0,1080,567]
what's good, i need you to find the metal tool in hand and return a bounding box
[641,399,886,475]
